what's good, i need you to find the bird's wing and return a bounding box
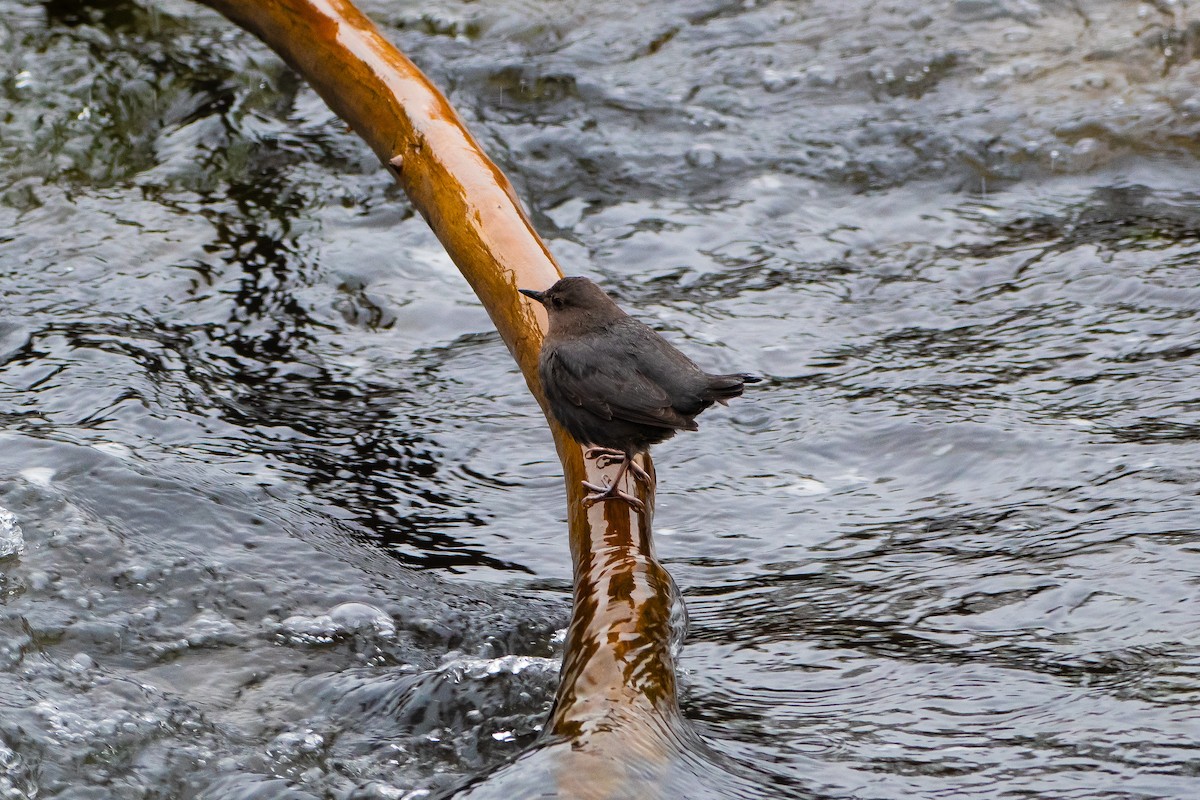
[607,318,715,415]
[543,340,696,431]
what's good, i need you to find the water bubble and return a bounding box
[328,601,396,638]
[276,601,395,646]
[804,64,836,87]
[123,564,152,584]
[184,611,242,647]
[441,653,557,681]
[761,69,798,93]
[685,144,719,169]
[277,613,340,645]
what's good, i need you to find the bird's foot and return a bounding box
[580,479,646,513]
[583,447,652,485]
[584,447,625,467]
[626,458,651,485]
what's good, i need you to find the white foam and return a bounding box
[0,506,23,559]
[91,441,132,459]
[20,468,54,487]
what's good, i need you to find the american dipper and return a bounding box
[520,277,759,511]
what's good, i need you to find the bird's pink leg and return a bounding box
[580,455,645,512]
[625,457,651,485]
[584,446,624,466]
[583,447,651,485]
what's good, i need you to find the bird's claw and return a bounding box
[584,447,624,468]
[584,446,625,459]
[626,459,651,485]
[580,480,646,513]
[580,447,648,511]
[583,447,651,485]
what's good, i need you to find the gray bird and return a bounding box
[520,277,759,511]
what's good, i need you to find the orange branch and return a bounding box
[195,0,683,743]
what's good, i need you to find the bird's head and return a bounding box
[520,277,625,332]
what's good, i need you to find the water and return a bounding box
[2,0,1200,797]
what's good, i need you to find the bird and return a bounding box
[519,276,759,511]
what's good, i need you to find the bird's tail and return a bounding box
[706,372,762,404]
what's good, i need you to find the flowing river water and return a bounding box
[2,0,1200,798]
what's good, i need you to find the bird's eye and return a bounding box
[551,296,565,309]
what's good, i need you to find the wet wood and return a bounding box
[195,0,684,768]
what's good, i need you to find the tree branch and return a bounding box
[194,0,682,746]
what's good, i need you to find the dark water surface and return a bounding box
[3,0,1200,797]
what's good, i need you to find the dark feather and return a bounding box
[528,276,758,455]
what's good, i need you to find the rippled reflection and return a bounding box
[2,0,1200,798]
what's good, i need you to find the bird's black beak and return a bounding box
[519,288,546,304]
